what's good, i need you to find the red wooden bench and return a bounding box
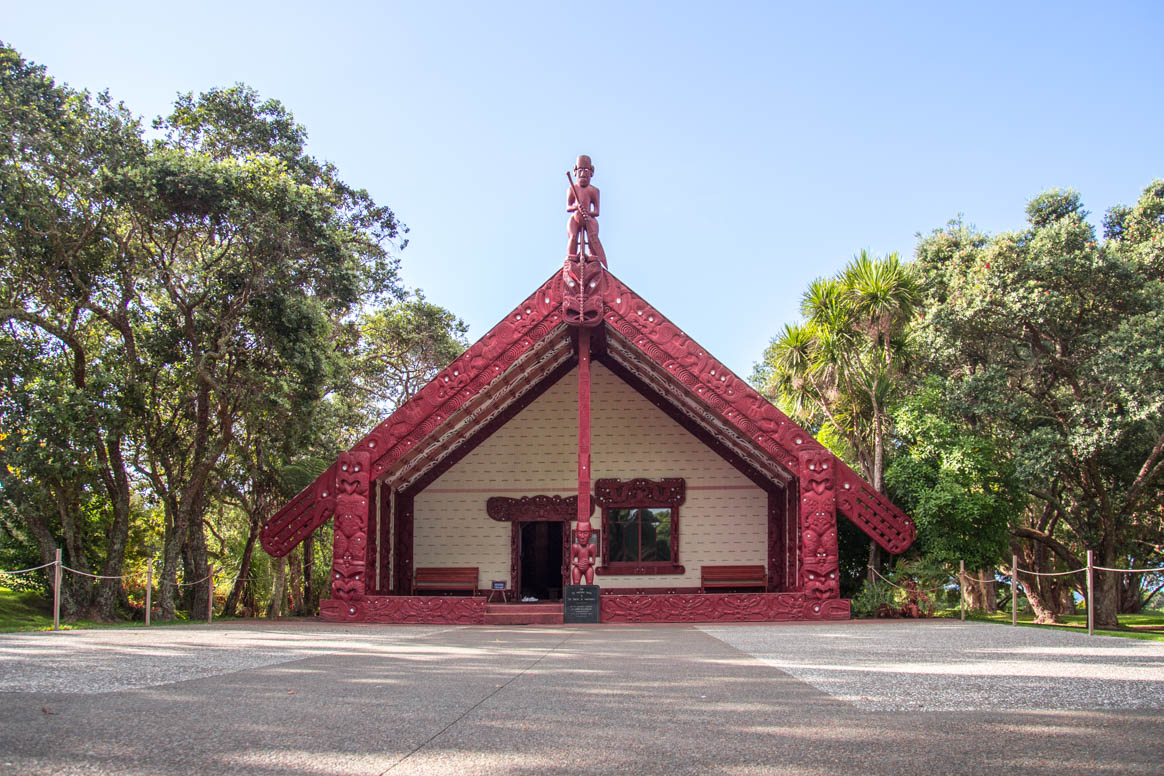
[701,565,766,593]
[414,567,480,596]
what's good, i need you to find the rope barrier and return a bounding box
[1015,567,1081,577]
[868,566,953,594]
[1094,565,1164,574]
[0,561,56,575]
[61,565,133,580]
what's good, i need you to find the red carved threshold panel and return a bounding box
[321,596,485,624]
[600,593,849,623]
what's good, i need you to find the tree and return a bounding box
[912,184,1164,627]
[0,43,146,618]
[754,250,920,577]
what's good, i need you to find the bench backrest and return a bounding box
[415,567,479,587]
[701,565,766,584]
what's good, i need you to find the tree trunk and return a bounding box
[223,510,261,618]
[1092,537,1121,629]
[266,556,286,618]
[964,569,997,613]
[94,435,132,620]
[287,549,304,616]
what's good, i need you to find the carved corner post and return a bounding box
[331,451,371,601]
[797,449,840,600]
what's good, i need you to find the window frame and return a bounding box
[593,477,686,576]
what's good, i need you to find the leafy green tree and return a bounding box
[913,184,1164,627]
[0,43,146,618]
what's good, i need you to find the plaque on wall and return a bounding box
[563,584,600,623]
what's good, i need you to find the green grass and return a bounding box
[935,607,1164,642]
[0,587,208,632]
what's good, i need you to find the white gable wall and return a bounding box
[414,363,768,590]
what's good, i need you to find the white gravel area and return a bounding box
[699,620,1164,712]
[0,622,452,694]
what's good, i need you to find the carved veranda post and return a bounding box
[798,448,840,604]
[331,451,371,601]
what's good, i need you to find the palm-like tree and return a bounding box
[759,250,919,493]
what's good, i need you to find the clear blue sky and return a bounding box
[6,2,1163,376]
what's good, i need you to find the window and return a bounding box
[594,478,686,575]
[608,507,672,563]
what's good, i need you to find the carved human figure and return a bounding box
[567,155,606,264]
[571,523,597,585]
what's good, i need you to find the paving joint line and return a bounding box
[379,629,577,774]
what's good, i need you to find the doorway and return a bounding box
[519,521,563,601]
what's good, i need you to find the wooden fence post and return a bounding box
[1011,554,1018,627]
[1086,550,1094,636]
[52,548,62,631]
[959,560,966,621]
[206,567,214,625]
[145,557,153,627]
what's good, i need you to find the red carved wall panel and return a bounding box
[767,489,784,593]
[798,448,839,601]
[393,491,414,596]
[321,595,486,624]
[331,451,371,601]
[600,592,850,623]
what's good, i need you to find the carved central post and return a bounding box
[571,327,596,584]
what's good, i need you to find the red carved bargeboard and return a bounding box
[603,592,849,623]
[320,595,486,624]
[600,274,914,553]
[260,274,565,558]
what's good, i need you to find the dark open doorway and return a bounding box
[520,521,563,600]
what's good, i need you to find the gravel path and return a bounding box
[0,620,1162,775]
[699,619,1164,711]
[0,621,450,694]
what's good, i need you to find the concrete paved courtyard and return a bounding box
[0,619,1161,775]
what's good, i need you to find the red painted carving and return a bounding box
[562,256,606,328]
[798,448,839,601]
[259,466,336,558]
[566,155,605,265]
[767,489,784,593]
[320,595,486,624]
[486,495,582,522]
[331,451,371,601]
[835,465,915,553]
[393,492,414,595]
[572,327,595,585]
[600,592,850,623]
[593,478,686,508]
[260,273,564,557]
